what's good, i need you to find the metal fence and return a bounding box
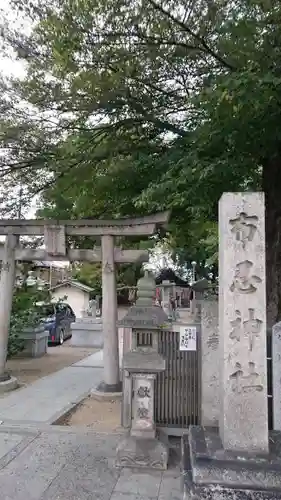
[267,331,273,430]
[137,327,201,436]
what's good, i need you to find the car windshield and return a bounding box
[38,304,55,317]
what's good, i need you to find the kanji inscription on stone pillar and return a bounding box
[219,192,268,453]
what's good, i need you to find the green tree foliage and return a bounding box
[1,1,281,322]
[71,261,144,297]
[71,262,102,293]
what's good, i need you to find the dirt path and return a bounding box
[6,341,98,387]
[61,395,123,433]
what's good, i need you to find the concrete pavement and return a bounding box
[0,423,182,500]
[0,350,104,425]
[0,349,183,499]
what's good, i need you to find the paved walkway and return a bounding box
[0,350,183,499]
[0,351,104,425]
[0,423,181,500]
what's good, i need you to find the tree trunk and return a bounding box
[262,157,281,328]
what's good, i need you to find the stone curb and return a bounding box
[91,388,123,402]
[0,376,18,394]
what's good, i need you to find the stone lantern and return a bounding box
[116,271,170,470]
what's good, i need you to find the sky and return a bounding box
[0,5,31,240]
[0,2,35,222]
[0,54,25,79]
[0,1,27,77]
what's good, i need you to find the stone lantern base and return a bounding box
[116,433,168,470]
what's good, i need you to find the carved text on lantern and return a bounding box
[137,386,151,398]
[137,405,149,419]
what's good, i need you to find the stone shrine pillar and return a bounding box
[116,271,169,470]
[183,193,281,500]
[219,193,268,452]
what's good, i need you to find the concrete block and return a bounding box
[19,326,49,358]
[71,319,103,348]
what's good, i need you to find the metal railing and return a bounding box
[267,331,273,430]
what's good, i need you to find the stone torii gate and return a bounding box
[0,212,169,393]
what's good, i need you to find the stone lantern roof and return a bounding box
[117,271,169,329]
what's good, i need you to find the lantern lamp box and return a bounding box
[180,326,197,351]
[123,351,166,373]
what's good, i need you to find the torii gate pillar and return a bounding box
[97,235,121,392]
[0,235,17,383]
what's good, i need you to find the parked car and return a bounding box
[37,302,76,345]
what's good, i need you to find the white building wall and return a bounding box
[51,286,90,318]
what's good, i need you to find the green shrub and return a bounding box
[8,283,50,359]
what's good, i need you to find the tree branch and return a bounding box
[87,29,199,51]
[146,0,236,71]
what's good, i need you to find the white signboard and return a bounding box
[180,326,197,351]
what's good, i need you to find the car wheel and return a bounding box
[59,329,64,345]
